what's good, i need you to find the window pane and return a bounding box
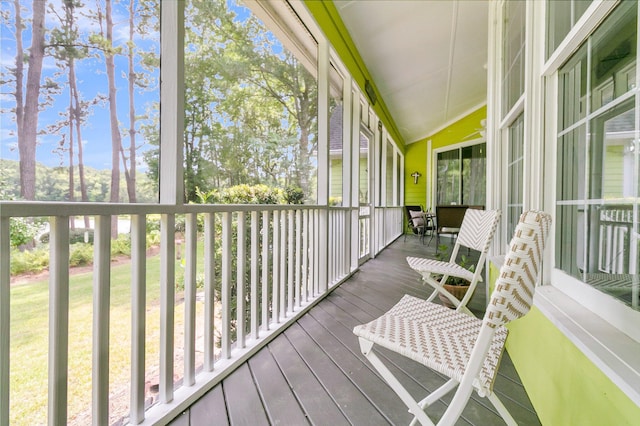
[359,130,370,205]
[0,0,160,203]
[436,150,460,205]
[329,64,344,206]
[558,44,588,130]
[556,0,639,311]
[182,0,318,204]
[461,143,486,205]
[386,140,394,206]
[547,0,594,59]
[507,114,525,239]
[590,1,636,112]
[502,0,525,117]
[555,125,587,279]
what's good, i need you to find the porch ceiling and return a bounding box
[333,0,489,144]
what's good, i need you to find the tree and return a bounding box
[14,0,47,200]
[168,0,317,203]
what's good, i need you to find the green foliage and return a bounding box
[224,184,283,204]
[434,244,475,286]
[0,159,156,203]
[10,247,49,275]
[9,218,42,248]
[328,196,342,207]
[39,227,94,244]
[111,234,131,257]
[284,186,304,204]
[69,243,94,267]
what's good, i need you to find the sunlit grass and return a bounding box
[9,247,208,425]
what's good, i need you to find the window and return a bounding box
[502,0,525,116]
[436,143,486,206]
[385,139,394,206]
[556,1,639,311]
[507,114,525,239]
[547,0,594,59]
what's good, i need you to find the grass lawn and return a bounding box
[9,250,208,425]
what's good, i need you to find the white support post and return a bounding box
[160,214,175,403]
[287,210,294,313]
[236,211,246,348]
[92,215,111,426]
[351,92,361,270]
[0,217,10,426]
[342,75,354,273]
[221,212,232,359]
[48,216,69,426]
[261,211,270,331]
[184,213,197,385]
[318,38,330,294]
[295,210,302,307]
[204,212,216,371]
[251,211,259,339]
[130,214,147,424]
[272,210,280,323]
[159,0,184,205]
[279,211,287,319]
[302,209,309,302]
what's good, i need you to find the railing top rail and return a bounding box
[0,201,358,218]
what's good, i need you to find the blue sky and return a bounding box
[0,0,160,170]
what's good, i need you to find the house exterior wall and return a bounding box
[404,106,487,211]
[488,262,640,424]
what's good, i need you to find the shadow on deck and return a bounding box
[169,236,540,426]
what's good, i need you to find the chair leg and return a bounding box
[487,392,518,426]
[358,338,436,426]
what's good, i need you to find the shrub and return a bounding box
[284,186,305,204]
[217,184,284,204]
[69,243,94,267]
[10,217,42,248]
[39,228,94,245]
[10,247,49,275]
[111,234,131,257]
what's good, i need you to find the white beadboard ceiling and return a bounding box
[333,0,489,144]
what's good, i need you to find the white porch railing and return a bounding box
[0,202,402,425]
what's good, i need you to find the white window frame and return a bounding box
[539,0,640,406]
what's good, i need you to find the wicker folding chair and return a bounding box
[353,210,552,426]
[407,209,501,313]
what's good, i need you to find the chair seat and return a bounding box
[406,256,479,283]
[439,226,460,234]
[353,295,507,396]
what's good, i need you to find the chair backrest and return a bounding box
[456,208,500,253]
[435,205,468,232]
[484,210,552,328]
[404,205,423,231]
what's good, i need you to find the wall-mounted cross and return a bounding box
[411,171,421,184]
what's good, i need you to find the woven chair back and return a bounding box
[456,209,501,252]
[484,210,552,328]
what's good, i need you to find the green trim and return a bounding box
[304,0,405,149]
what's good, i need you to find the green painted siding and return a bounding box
[488,263,640,425]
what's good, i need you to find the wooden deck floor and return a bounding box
[169,236,541,426]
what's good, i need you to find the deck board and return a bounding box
[174,237,540,425]
[248,348,310,425]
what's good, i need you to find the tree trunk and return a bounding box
[126,0,137,202]
[106,0,121,237]
[13,0,23,147]
[19,0,46,200]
